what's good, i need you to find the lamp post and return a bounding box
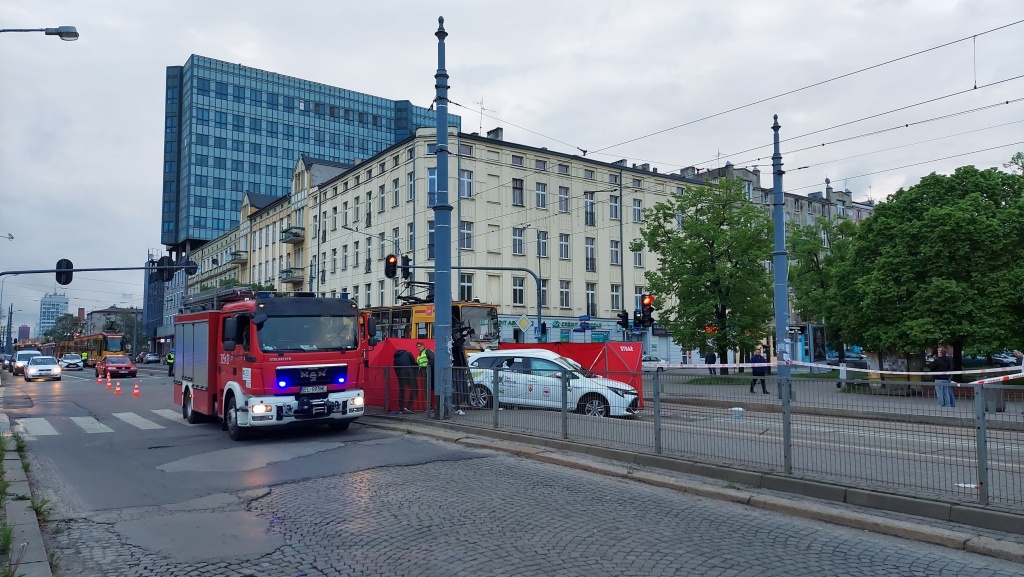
[0,26,79,40]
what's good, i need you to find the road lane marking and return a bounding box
[151,409,195,425]
[112,412,165,430]
[70,416,114,434]
[16,418,58,437]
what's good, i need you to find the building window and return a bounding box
[459,221,474,250]
[633,199,643,223]
[512,277,525,305]
[511,155,524,167]
[408,171,415,201]
[459,169,473,198]
[559,234,570,259]
[512,227,525,255]
[353,242,360,270]
[354,197,361,225]
[537,231,548,258]
[585,238,596,272]
[460,274,473,301]
[634,287,645,310]
[584,192,596,226]
[559,281,571,308]
[584,169,594,180]
[634,250,644,267]
[609,195,620,220]
[342,202,349,226]
[427,168,437,207]
[342,245,349,270]
[632,178,642,188]
[610,284,621,311]
[379,232,386,259]
[379,184,386,212]
[331,249,337,273]
[535,159,547,171]
[540,279,548,307]
[535,183,547,208]
[392,227,401,255]
[512,178,524,206]
[585,283,597,317]
[427,221,435,260]
[557,164,569,175]
[558,187,569,212]
[379,281,386,307]
[459,143,473,156]
[393,178,400,207]
[408,222,416,255]
[610,240,621,265]
[610,173,620,185]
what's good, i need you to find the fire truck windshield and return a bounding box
[256,315,359,352]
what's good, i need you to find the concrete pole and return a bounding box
[771,115,793,474]
[432,17,454,419]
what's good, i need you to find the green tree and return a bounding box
[840,165,1024,368]
[788,218,858,360]
[43,314,85,345]
[1004,151,1023,175]
[631,178,774,367]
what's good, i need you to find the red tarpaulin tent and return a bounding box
[498,342,644,407]
[363,338,437,413]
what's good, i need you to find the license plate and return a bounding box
[300,385,327,394]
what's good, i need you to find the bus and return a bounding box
[14,342,42,353]
[40,342,57,357]
[367,301,500,353]
[69,332,125,367]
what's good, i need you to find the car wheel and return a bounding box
[182,389,203,424]
[327,420,350,432]
[468,384,492,409]
[54,377,61,381]
[225,396,249,441]
[657,367,664,373]
[578,393,609,417]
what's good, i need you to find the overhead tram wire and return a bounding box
[587,19,1024,156]
[785,140,1024,193]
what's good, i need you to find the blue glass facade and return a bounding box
[162,55,459,252]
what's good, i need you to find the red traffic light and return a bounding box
[384,254,399,278]
[641,294,655,308]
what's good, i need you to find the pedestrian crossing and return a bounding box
[12,409,195,440]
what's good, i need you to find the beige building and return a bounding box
[85,307,142,336]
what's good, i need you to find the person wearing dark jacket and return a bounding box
[394,349,419,413]
[926,346,955,407]
[705,350,717,375]
[749,347,769,394]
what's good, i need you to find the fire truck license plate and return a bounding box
[300,385,328,394]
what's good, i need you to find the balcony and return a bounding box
[227,251,248,264]
[280,226,305,244]
[280,267,305,285]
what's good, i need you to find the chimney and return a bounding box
[78,308,85,319]
[486,127,504,141]
[639,163,650,172]
[681,167,697,178]
[825,177,833,201]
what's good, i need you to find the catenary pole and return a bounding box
[432,17,454,419]
[771,115,793,474]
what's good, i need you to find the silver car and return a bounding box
[24,356,62,382]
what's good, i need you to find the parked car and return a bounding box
[95,355,137,378]
[642,355,670,372]
[59,353,84,371]
[12,350,42,376]
[0,354,10,370]
[467,348,639,417]
[24,356,62,382]
[142,352,161,364]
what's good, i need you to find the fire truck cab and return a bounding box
[173,287,377,440]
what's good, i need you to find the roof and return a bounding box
[244,193,280,210]
[298,154,352,170]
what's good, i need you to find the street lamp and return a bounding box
[0,26,79,41]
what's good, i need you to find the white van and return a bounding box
[466,348,638,417]
[13,350,42,376]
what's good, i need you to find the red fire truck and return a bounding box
[172,287,377,440]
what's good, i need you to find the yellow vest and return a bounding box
[417,350,429,367]
[167,353,175,362]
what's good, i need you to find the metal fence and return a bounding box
[365,365,1024,511]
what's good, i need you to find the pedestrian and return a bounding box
[393,348,419,414]
[750,346,769,394]
[1015,349,1023,367]
[415,342,435,412]
[705,350,717,375]
[926,345,954,407]
[166,349,175,377]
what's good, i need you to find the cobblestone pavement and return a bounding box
[50,445,1024,577]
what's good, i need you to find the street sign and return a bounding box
[578,315,590,321]
[533,327,541,337]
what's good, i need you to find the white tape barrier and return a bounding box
[688,359,1024,379]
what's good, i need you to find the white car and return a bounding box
[59,353,84,371]
[642,355,670,372]
[466,348,639,417]
[12,350,42,376]
[24,356,62,382]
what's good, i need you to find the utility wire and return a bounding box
[590,19,1024,155]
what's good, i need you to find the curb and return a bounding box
[361,417,1024,565]
[0,413,53,577]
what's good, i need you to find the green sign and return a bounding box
[590,332,609,343]
[560,329,571,342]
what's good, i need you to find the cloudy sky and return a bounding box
[1,0,1022,335]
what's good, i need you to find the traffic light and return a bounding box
[384,254,398,278]
[633,308,641,329]
[55,258,74,286]
[157,256,175,282]
[400,255,411,279]
[641,294,655,328]
[616,310,630,330]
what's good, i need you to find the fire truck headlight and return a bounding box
[350,396,364,407]
[277,380,288,388]
[251,404,273,415]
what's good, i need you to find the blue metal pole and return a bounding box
[771,115,793,474]
[433,17,454,419]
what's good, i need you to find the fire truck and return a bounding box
[172,286,377,440]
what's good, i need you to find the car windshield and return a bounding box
[63,354,81,361]
[556,355,596,377]
[29,357,58,366]
[461,305,500,343]
[257,315,359,352]
[16,353,40,362]
[107,356,131,364]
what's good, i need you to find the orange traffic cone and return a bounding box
[105,379,112,390]
[114,381,122,395]
[96,376,102,385]
[132,382,140,397]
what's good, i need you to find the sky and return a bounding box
[1,0,1022,336]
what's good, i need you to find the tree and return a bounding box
[839,165,1024,368]
[788,218,858,360]
[631,178,774,368]
[43,314,85,344]
[1004,151,1023,176]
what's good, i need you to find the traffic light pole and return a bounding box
[0,264,197,280]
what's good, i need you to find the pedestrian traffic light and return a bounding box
[633,308,641,328]
[641,294,655,328]
[616,310,630,330]
[55,258,73,286]
[157,256,175,282]
[400,255,411,279]
[384,254,398,278]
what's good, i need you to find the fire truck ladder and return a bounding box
[181,286,256,313]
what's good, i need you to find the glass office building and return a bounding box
[162,54,459,255]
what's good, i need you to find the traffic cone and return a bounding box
[96,376,102,385]
[105,379,112,390]
[132,382,140,397]
[114,381,122,395]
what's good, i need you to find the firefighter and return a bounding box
[167,349,175,377]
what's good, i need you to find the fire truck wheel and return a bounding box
[328,420,350,432]
[182,389,203,424]
[225,396,249,441]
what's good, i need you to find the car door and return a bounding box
[522,358,567,409]
[495,356,531,405]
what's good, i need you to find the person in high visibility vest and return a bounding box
[415,342,434,412]
[167,350,175,377]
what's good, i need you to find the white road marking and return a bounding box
[16,418,58,436]
[70,416,114,434]
[151,409,195,425]
[112,412,165,430]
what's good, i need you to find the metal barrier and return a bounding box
[368,365,1024,511]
